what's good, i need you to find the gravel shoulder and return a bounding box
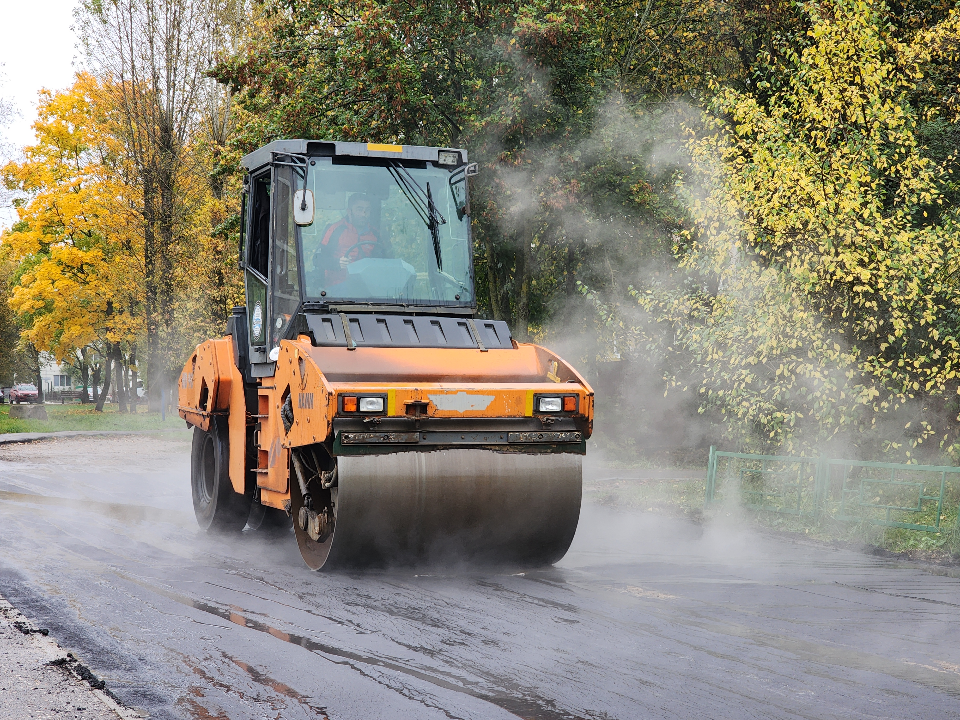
[0,595,140,720]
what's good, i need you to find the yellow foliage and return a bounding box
[1,73,143,361]
[645,0,960,453]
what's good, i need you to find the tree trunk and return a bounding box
[483,235,503,321]
[114,347,127,414]
[95,351,113,413]
[515,229,532,342]
[79,354,91,404]
[30,346,44,403]
[92,362,101,405]
[129,345,138,413]
[122,361,132,413]
[144,170,162,413]
[157,127,176,409]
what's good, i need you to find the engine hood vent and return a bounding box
[304,313,514,350]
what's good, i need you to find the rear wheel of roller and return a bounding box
[246,502,292,535]
[191,417,250,533]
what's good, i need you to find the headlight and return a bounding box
[359,397,384,413]
[438,150,460,166]
[538,397,562,412]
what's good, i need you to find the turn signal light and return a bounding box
[563,396,577,412]
[342,396,358,412]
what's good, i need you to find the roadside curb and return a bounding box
[0,430,189,446]
[0,595,144,719]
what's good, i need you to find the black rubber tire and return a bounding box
[246,502,292,535]
[191,417,250,533]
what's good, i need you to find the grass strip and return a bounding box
[0,403,186,435]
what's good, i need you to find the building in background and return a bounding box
[39,354,73,395]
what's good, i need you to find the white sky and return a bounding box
[0,0,81,228]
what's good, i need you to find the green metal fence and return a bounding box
[706,447,960,532]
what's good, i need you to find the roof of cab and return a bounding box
[241,139,469,172]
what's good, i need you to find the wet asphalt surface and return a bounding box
[0,434,959,719]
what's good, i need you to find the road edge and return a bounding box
[0,594,146,719]
[0,429,188,445]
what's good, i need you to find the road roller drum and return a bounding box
[290,449,582,570]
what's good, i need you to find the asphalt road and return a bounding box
[0,434,959,720]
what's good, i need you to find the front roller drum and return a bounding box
[292,449,582,570]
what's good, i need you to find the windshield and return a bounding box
[296,158,474,307]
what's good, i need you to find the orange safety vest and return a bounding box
[320,218,381,284]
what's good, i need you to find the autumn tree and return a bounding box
[638,0,960,456]
[1,74,144,410]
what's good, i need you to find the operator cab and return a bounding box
[240,140,510,378]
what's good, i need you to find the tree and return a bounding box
[79,0,238,409]
[1,74,144,409]
[216,0,663,339]
[642,0,960,456]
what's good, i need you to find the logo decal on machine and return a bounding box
[252,302,263,341]
[427,392,495,413]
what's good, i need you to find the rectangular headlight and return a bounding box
[359,397,384,413]
[538,397,562,413]
[438,150,460,166]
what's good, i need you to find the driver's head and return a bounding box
[347,193,372,228]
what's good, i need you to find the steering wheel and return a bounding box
[340,239,380,262]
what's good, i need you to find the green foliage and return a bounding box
[214,0,685,339]
[5,0,959,461]
[640,0,960,456]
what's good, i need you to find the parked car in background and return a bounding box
[0,387,8,404]
[10,383,39,404]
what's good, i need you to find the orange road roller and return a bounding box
[178,139,594,569]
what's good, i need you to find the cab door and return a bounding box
[268,167,301,352]
[244,171,271,366]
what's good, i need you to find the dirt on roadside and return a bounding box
[0,596,141,720]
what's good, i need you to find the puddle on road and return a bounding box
[175,648,331,719]
[225,652,330,717]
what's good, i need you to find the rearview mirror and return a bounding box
[448,163,478,221]
[294,189,315,225]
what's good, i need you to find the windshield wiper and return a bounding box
[387,162,446,270]
[426,181,442,271]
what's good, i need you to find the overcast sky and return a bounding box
[1,0,80,228]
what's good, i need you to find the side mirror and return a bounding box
[294,189,315,225]
[448,164,478,221]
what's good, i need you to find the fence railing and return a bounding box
[706,447,960,532]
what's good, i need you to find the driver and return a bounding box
[314,193,390,285]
